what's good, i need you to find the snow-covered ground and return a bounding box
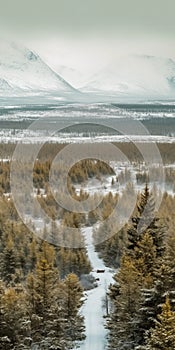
[80,226,114,350]
[0,102,175,142]
[74,160,175,198]
[1,102,175,120]
[0,130,175,144]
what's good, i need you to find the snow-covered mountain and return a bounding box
[0,41,78,98]
[82,55,175,100]
[1,43,175,104]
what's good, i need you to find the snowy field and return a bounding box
[0,130,175,144]
[0,103,175,143]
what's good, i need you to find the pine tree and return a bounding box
[145,296,175,350]
[0,286,31,350]
[138,237,175,347]
[134,231,157,277]
[127,185,150,251]
[26,251,73,349]
[27,258,58,341]
[127,184,164,258]
[26,238,38,272]
[107,255,144,349]
[0,236,18,285]
[63,273,85,344]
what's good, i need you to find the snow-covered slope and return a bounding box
[0,78,14,91]
[0,41,77,97]
[82,55,175,99]
[55,64,88,89]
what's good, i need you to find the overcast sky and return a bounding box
[1,0,175,37]
[1,0,175,85]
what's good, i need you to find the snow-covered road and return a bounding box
[80,226,114,350]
